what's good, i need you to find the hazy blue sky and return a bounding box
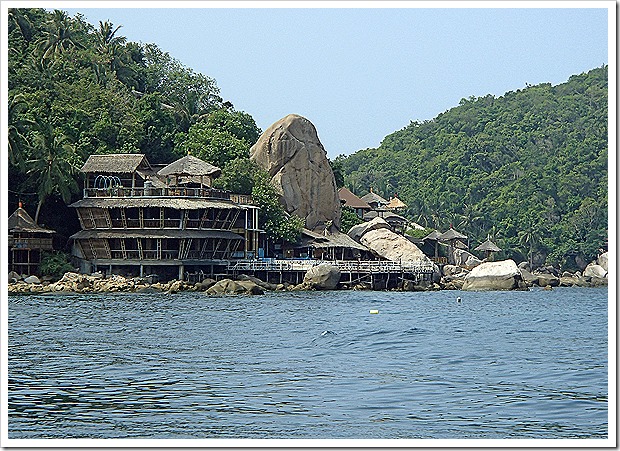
[62,3,610,158]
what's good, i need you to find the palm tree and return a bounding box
[518,216,541,269]
[36,10,84,65]
[27,120,81,223]
[8,94,34,169]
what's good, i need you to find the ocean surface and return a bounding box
[8,287,608,441]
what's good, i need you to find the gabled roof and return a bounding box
[386,196,407,210]
[158,155,221,178]
[338,187,371,210]
[423,230,442,241]
[81,153,152,174]
[438,227,467,241]
[8,207,55,234]
[360,190,389,206]
[474,238,501,252]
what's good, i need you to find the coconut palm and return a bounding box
[27,120,81,223]
[8,94,34,169]
[36,10,84,65]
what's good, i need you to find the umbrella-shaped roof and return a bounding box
[474,238,501,253]
[438,227,467,241]
[386,196,407,210]
[423,229,442,241]
[158,155,221,178]
[360,189,388,206]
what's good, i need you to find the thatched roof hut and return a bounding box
[338,187,371,211]
[437,227,467,242]
[360,189,388,209]
[158,155,221,188]
[386,195,407,211]
[474,238,501,260]
[8,206,55,234]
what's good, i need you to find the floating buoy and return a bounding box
[457,297,462,302]
[370,309,379,314]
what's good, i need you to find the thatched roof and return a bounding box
[386,196,407,210]
[70,197,247,210]
[81,154,151,174]
[360,190,388,206]
[363,210,407,223]
[8,207,55,234]
[423,230,442,241]
[474,238,501,252]
[338,187,371,210]
[158,155,221,178]
[298,229,369,251]
[70,229,243,240]
[438,228,467,241]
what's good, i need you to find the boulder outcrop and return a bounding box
[360,228,431,263]
[347,217,391,242]
[250,114,341,230]
[302,263,341,290]
[597,252,608,271]
[462,259,526,291]
[583,263,607,279]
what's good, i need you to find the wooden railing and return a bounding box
[83,186,254,204]
[227,259,436,274]
[10,238,54,250]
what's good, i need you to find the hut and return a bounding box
[80,153,156,197]
[338,187,372,218]
[158,154,221,192]
[8,203,55,275]
[283,228,372,261]
[437,227,468,265]
[474,238,502,260]
[363,210,408,234]
[385,195,407,212]
[422,229,443,261]
[360,188,389,210]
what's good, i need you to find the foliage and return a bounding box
[406,227,435,239]
[339,66,608,269]
[40,251,75,279]
[340,207,364,234]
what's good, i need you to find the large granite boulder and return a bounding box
[348,217,391,242]
[452,248,483,267]
[250,114,341,230]
[584,263,607,279]
[462,259,526,291]
[360,228,430,263]
[303,263,341,290]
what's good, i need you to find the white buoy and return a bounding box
[457,297,462,303]
[370,309,379,314]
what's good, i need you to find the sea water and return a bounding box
[7,287,608,440]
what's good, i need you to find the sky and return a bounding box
[56,2,612,158]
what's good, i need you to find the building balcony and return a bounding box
[83,186,254,205]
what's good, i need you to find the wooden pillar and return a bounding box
[179,264,185,281]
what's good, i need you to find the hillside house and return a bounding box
[8,203,55,275]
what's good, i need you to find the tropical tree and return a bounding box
[8,93,34,168]
[36,10,84,65]
[27,120,81,223]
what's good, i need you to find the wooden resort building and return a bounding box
[8,203,55,275]
[338,187,372,218]
[360,188,389,210]
[69,153,260,281]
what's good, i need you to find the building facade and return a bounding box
[69,154,260,281]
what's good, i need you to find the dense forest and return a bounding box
[8,8,302,247]
[337,66,608,270]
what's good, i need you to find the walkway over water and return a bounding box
[227,259,436,275]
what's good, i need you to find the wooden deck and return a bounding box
[227,259,435,274]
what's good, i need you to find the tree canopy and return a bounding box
[338,66,608,270]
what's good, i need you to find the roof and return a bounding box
[70,197,247,210]
[474,238,501,252]
[70,229,243,240]
[360,190,388,206]
[81,154,151,174]
[423,230,442,241]
[8,207,55,234]
[386,196,407,210]
[158,155,221,178]
[338,187,371,210]
[297,229,369,251]
[363,210,407,223]
[438,228,467,241]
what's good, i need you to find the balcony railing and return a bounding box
[10,238,54,250]
[83,186,239,201]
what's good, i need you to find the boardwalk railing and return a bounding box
[227,259,435,274]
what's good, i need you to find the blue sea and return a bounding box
[7,287,608,442]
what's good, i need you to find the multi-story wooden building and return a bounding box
[69,153,260,281]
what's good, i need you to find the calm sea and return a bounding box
[7,287,608,441]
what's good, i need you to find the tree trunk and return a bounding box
[34,197,44,224]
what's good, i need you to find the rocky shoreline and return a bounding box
[7,254,608,296]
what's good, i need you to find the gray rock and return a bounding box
[536,273,560,287]
[584,264,607,279]
[348,217,391,242]
[24,275,41,284]
[597,252,608,272]
[303,263,341,290]
[250,114,341,230]
[462,259,525,291]
[8,271,21,281]
[205,278,263,295]
[237,274,278,291]
[443,264,469,278]
[519,268,538,286]
[360,228,431,263]
[452,249,483,267]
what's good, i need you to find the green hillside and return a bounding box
[338,67,608,269]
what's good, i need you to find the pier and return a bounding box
[225,259,436,289]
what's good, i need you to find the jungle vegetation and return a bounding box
[337,66,608,270]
